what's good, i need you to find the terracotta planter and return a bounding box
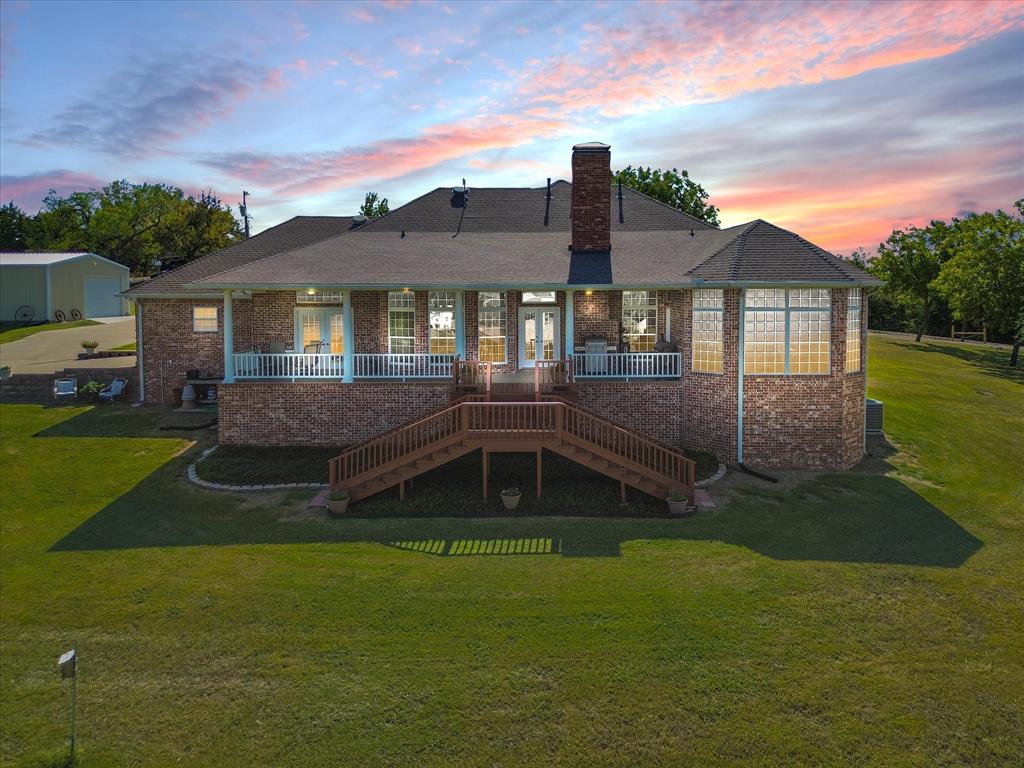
[327,498,350,517]
[666,498,690,516]
[500,493,521,511]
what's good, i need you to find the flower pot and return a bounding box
[327,498,350,516]
[666,498,690,516]
[0,367,10,380]
[500,493,521,511]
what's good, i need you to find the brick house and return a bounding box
[128,142,879,501]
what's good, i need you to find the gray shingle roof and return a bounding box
[358,181,716,233]
[127,216,354,296]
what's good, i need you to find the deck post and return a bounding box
[455,291,466,359]
[222,289,235,383]
[536,448,542,498]
[485,362,492,401]
[482,448,489,498]
[533,364,540,401]
[342,289,354,383]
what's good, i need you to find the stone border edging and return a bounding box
[696,463,727,488]
[186,445,329,493]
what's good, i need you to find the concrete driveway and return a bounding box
[0,316,136,373]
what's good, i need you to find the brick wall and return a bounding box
[0,367,137,404]
[218,381,451,446]
[575,381,684,446]
[139,297,253,404]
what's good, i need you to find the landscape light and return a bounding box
[56,645,77,761]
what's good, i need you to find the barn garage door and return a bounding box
[84,277,123,317]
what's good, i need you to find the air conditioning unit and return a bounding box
[865,398,884,435]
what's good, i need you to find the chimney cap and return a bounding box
[572,141,610,153]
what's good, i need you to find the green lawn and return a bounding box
[106,342,136,352]
[0,320,100,345]
[1,335,1021,766]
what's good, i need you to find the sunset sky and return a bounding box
[1,0,1021,254]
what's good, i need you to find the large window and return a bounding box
[744,289,831,375]
[388,291,415,354]
[692,289,723,373]
[192,306,217,333]
[429,291,456,355]
[478,291,507,363]
[846,291,862,373]
[622,290,657,352]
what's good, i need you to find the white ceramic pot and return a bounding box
[327,498,350,516]
[500,493,521,511]
[667,498,690,516]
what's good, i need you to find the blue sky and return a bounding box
[1,0,1022,253]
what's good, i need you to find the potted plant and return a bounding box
[500,487,521,511]
[666,489,690,516]
[327,490,350,516]
[81,340,99,355]
[79,380,103,402]
[0,365,10,380]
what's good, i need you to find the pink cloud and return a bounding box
[348,7,375,23]
[346,51,400,79]
[0,170,107,211]
[508,0,1024,118]
[200,114,570,196]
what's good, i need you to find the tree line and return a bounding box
[847,200,1023,364]
[0,181,243,276]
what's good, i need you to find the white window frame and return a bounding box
[388,291,416,355]
[846,291,862,373]
[744,289,831,375]
[296,289,344,304]
[428,291,456,355]
[692,289,723,374]
[521,291,556,304]
[478,291,507,363]
[622,290,658,352]
[192,306,218,333]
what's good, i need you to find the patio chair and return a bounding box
[98,377,129,403]
[301,341,323,376]
[53,378,78,401]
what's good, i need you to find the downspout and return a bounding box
[136,301,145,403]
[737,290,744,465]
[564,290,574,362]
[455,290,466,359]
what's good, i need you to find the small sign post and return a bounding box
[57,644,77,761]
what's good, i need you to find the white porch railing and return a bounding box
[234,352,344,379]
[354,353,455,379]
[232,352,455,380]
[573,352,682,379]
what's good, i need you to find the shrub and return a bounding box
[79,380,103,402]
[667,489,687,503]
[328,490,349,501]
[81,340,99,351]
[500,487,521,497]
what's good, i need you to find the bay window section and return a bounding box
[692,289,723,373]
[388,291,415,354]
[478,291,507,363]
[744,289,830,375]
[622,290,657,352]
[846,291,862,373]
[428,291,456,355]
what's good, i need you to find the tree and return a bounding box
[0,202,30,251]
[934,203,1024,365]
[25,181,242,275]
[613,165,720,226]
[871,222,955,342]
[359,192,389,219]
[846,247,871,270]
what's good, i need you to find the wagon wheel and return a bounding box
[54,309,67,323]
[70,308,83,321]
[14,305,35,324]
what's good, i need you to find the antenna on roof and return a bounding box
[452,178,468,238]
[617,179,624,224]
[544,177,551,227]
[240,191,252,239]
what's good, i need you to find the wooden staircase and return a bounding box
[329,400,696,504]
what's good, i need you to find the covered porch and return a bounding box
[219,287,684,385]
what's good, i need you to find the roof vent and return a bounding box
[351,214,369,228]
[451,182,469,208]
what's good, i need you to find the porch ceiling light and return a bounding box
[402,287,411,293]
[306,288,316,295]
[585,289,594,296]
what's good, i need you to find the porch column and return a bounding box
[455,290,466,358]
[564,289,575,358]
[342,289,355,383]
[222,289,235,383]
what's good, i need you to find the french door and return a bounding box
[518,307,559,367]
[295,308,344,354]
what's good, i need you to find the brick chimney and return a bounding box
[571,141,611,252]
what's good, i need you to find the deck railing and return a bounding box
[573,352,682,379]
[233,352,455,380]
[354,353,454,379]
[233,352,343,379]
[329,399,696,500]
